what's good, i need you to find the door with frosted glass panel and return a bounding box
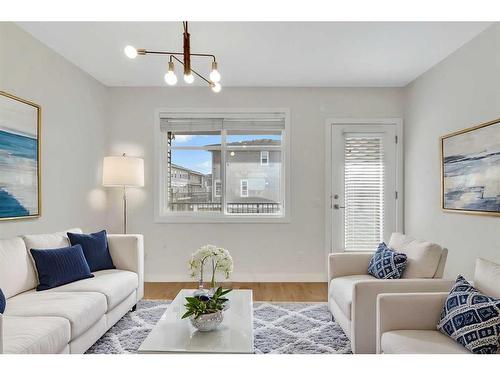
[331,124,398,252]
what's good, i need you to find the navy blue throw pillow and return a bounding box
[437,275,500,354]
[368,242,407,279]
[67,230,115,272]
[30,245,94,291]
[0,288,5,314]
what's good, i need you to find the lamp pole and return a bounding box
[123,185,128,234]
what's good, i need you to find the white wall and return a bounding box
[0,23,109,238]
[404,24,500,279]
[106,87,404,281]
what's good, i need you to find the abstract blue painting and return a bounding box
[0,92,40,220]
[441,119,500,216]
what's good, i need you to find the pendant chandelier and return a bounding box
[124,21,221,92]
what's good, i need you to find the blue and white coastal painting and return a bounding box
[0,93,39,219]
[442,120,500,214]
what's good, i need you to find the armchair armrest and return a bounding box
[328,252,373,281]
[107,234,144,301]
[376,292,448,353]
[0,313,3,354]
[350,278,453,353]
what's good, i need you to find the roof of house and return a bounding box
[206,139,281,147]
[170,163,206,176]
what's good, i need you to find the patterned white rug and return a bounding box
[86,300,351,354]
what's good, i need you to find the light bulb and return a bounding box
[184,73,194,84]
[124,45,138,59]
[164,61,177,85]
[211,82,222,93]
[164,71,177,85]
[210,62,221,82]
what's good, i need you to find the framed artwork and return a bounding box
[441,118,500,216]
[0,91,41,220]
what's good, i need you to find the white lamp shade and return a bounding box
[103,156,144,187]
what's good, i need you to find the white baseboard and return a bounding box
[145,272,326,283]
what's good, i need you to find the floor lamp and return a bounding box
[103,154,144,234]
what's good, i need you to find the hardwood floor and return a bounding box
[144,282,327,302]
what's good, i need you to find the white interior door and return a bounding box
[330,122,401,252]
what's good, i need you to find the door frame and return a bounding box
[324,118,404,256]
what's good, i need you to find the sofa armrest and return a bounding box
[107,234,144,301]
[350,278,453,353]
[376,292,448,353]
[328,252,373,281]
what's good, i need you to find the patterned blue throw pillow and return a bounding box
[367,242,407,279]
[437,275,500,354]
[0,288,5,314]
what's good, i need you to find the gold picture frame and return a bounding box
[0,91,41,221]
[440,118,500,217]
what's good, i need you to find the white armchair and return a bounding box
[377,258,500,354]
[328,233,453,354]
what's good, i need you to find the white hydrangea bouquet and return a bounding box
[189,245,233,289]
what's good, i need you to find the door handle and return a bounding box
[333,204,345,210]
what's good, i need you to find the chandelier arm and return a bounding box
[171,55,213,86]
[141,50,216,61]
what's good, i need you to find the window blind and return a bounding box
[344,134,385,251]
[160,117,285,132]
[160,118,223,133]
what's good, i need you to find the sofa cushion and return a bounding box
[2,315,70,354]
[30,244,94,291]
[0,237,37,298]
[437,275,500,354]
[49,269,138,311]
[68,230,115,272]
[474,258,500,298]
[389,233,443,278]
[329,274,375,319]
[381,330,470,354]
[23,228,83,251]
[368,242,407,279]
[4,290,106,339]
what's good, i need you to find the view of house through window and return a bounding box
[160,116,286,217]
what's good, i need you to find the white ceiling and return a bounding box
[17,22,491,87]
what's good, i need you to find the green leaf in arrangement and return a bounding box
[181,288,233,320]
[181,310,195,319]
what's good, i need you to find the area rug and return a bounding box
[86,300,351,354]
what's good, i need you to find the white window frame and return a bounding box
[154,108,291,223]
[240,179,249,197]
[260,150,269,166]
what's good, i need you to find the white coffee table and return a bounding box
[138,289,254,354]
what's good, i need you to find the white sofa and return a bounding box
[377,258,500,354]
[328,233,453,354]
[0,228,144,354]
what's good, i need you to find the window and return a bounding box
[156,111,288,221]
[344,134,385,251]
[214,180,222,197]
[240,179,249,197]
[260,151,269,165]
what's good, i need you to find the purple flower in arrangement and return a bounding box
[195,295,210,302]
